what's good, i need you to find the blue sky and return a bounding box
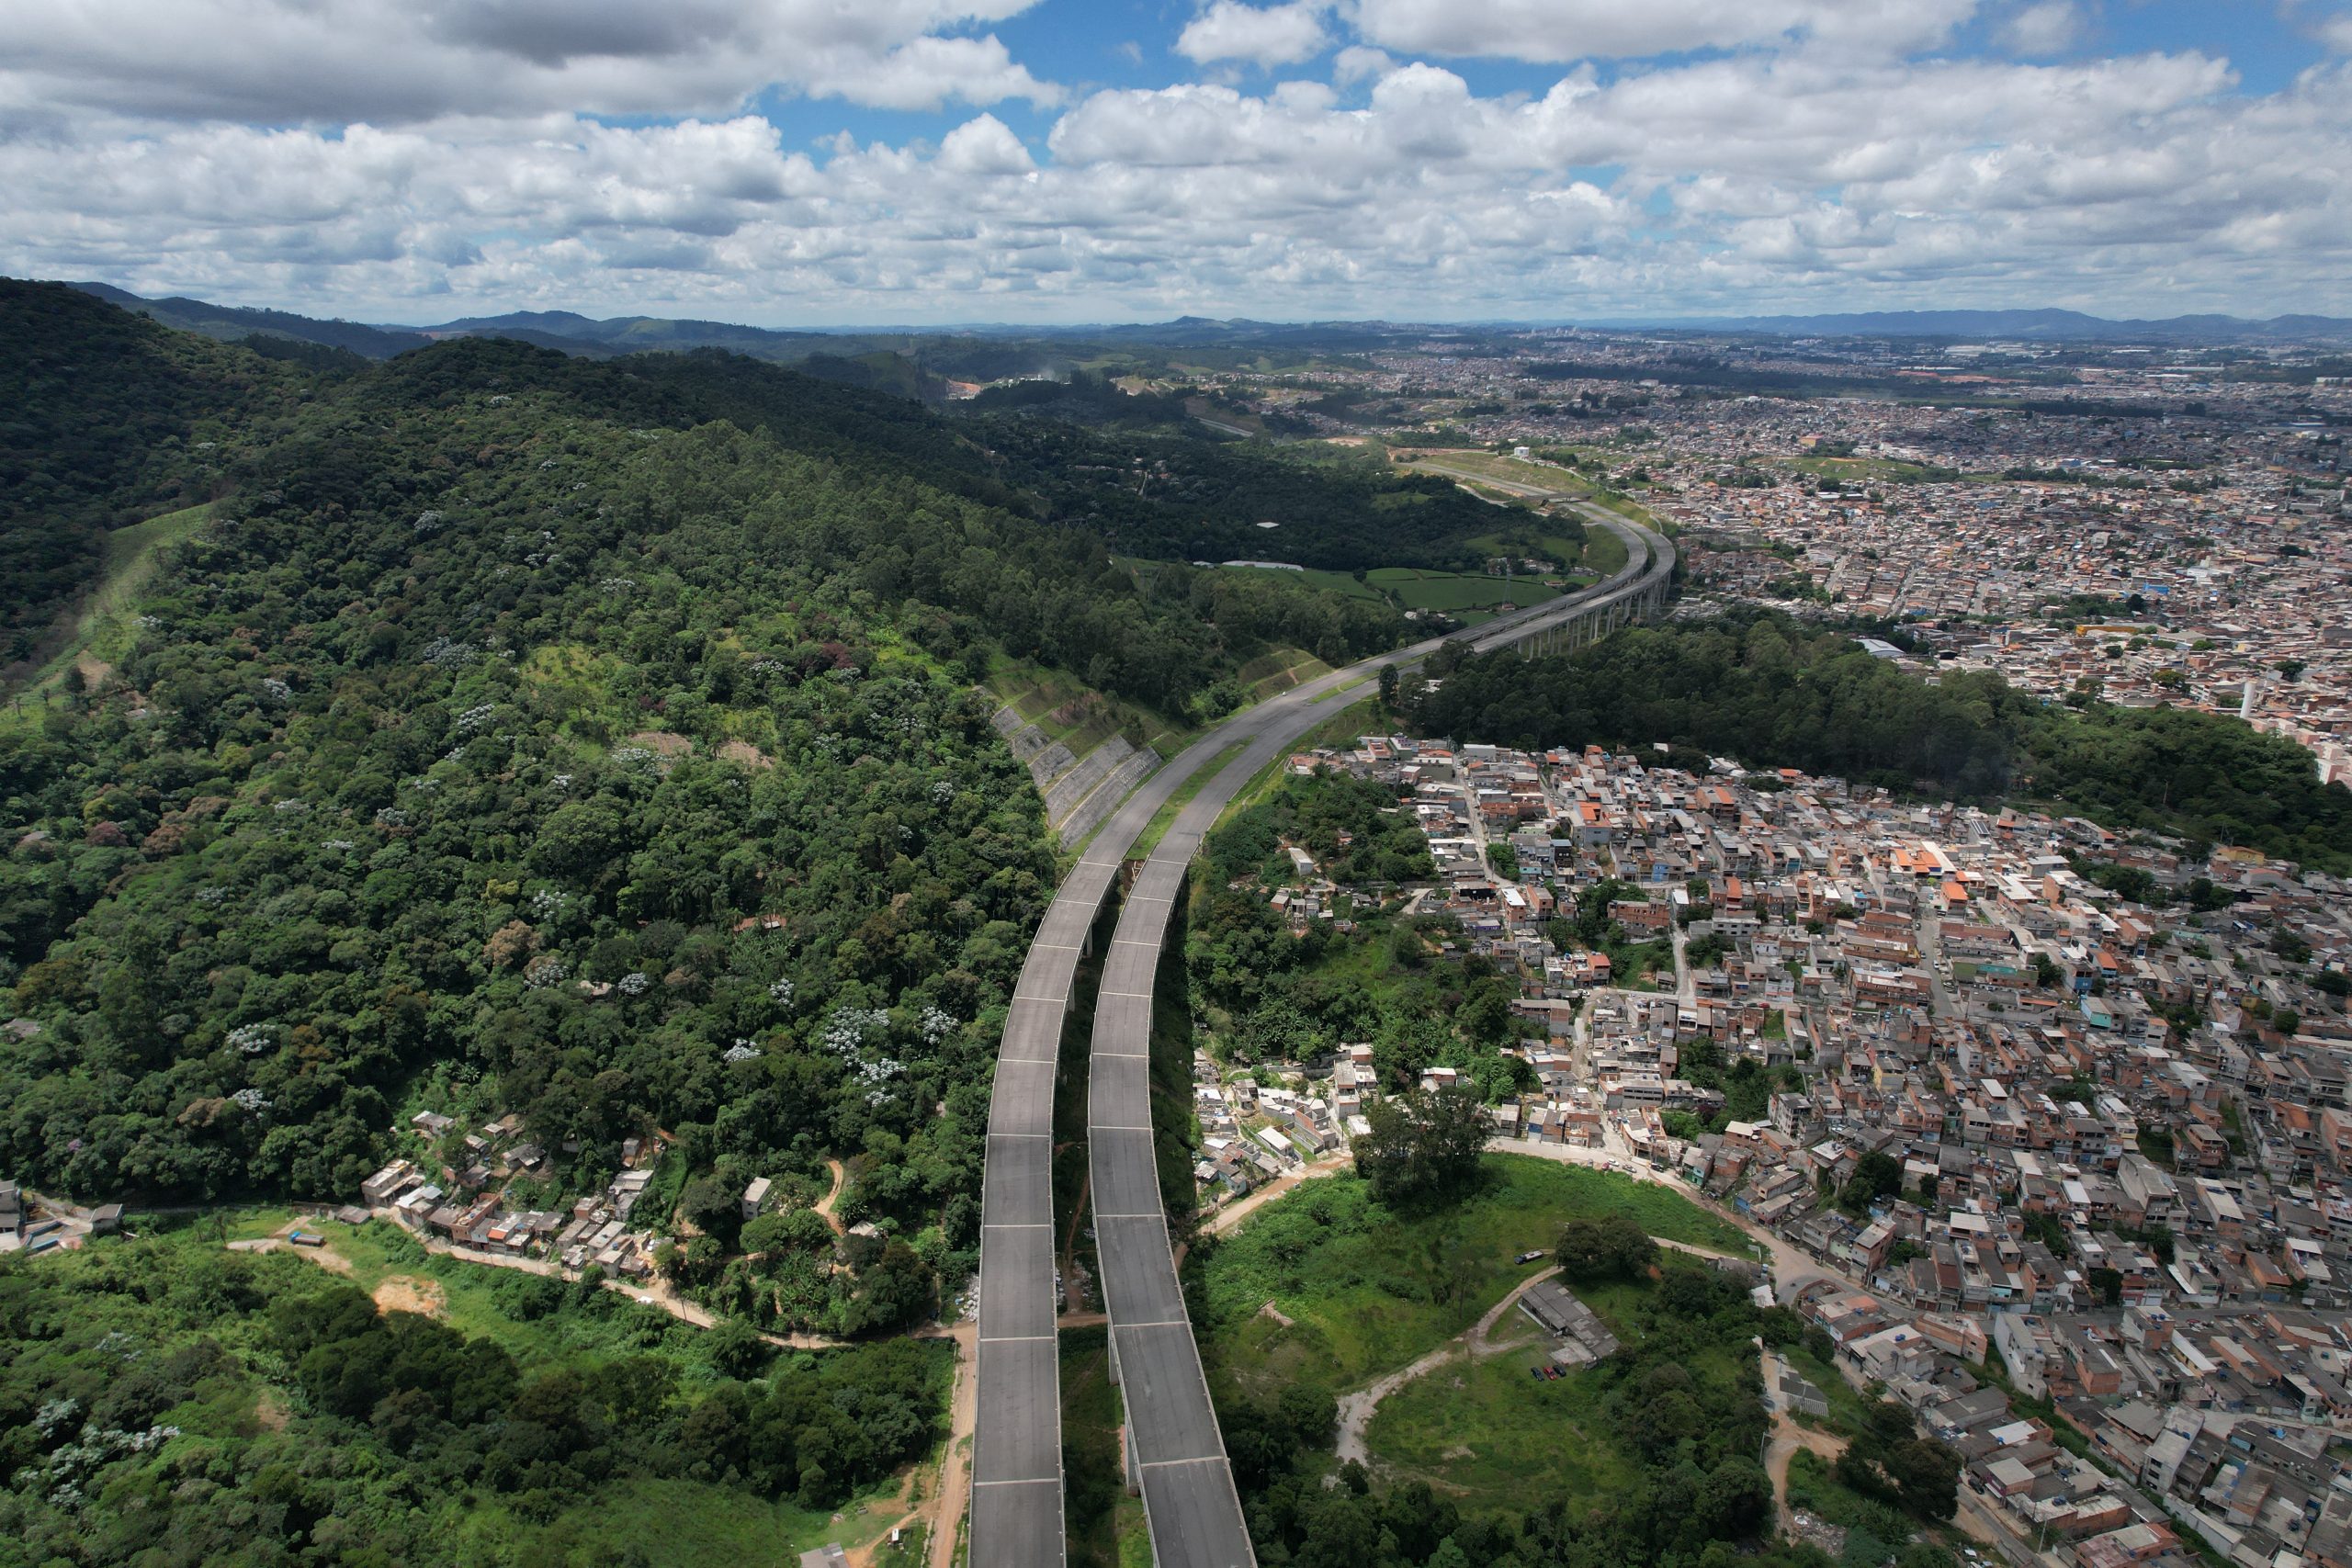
[3,0,2348,325]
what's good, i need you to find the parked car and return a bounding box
[1516,1249,1548,1264]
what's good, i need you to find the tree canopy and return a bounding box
[1411,609,2352,871]
[1352,1086,1491,1209]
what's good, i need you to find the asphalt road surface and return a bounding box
[972,506,1674,1568]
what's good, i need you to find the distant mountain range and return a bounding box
[60,284,2352,366]
[1620,308,2352,344]
[72,281,435,357]
[68,285,877,363]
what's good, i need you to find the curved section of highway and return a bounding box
[974,503,1673,1568]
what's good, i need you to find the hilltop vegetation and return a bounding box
[969,409,1522,572]
[1188,1158,1855,1568]
[0,287,1417,1256]
[1413,610,2352,871]
[0,1227,944,1566]
[0,281,336,671]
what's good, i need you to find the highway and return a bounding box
[973,498,1673,1568]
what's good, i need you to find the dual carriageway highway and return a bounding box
[972,493,1675,1568]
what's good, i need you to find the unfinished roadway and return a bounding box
[974,502,1674,1568]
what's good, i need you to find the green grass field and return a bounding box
[1392,449,1575,491]
[1218,563,1389,604]
[1581,524,1630,577]
[1363,1265,1762,1523]
[1214,561,1561,626]
[1364,566,1562,616]
[1363,1318,1640,1513]
[1464,527,1593,573]
[467,1474,929,1567]
[1193,1155,1754,1407]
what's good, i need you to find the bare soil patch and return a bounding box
[717,739,774,768]
[373,1275,447,1317]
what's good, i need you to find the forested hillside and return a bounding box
[0,280,334,670]
[0,293,1412,1243]
[965,403,1521,571]
[1411,611,2352,870]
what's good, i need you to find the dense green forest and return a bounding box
[0,1229,944,1566]
[1410,611,2352,870]
[963,405,1521,571]
[0,282,337,670]
[0,287,1418,1255]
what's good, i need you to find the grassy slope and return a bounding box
[469,1474,929,1567]
[1133,739,1250,856]
[2,501,212,717]
[1194,1155,1754,1409]
[1363,1274,1727,1517]
[1218,563,1389,604]
[1581,522,1630,577]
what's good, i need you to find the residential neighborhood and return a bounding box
[1193,730,2352,1568]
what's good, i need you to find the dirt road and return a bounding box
[815,1158,848,1235]
[1198,1153,1351,1238]
[927,1323,977,1568]
[1334,1264,1560,1465]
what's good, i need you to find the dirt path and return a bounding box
[1761,1347,1848,1538]
[927,1322,978,1568]
[228,1231,353,1273]
[815,1158,849,1235]
[1198,1153,1351,1238]
[1334,1264,1561,1465]
[373,1275,447,1316]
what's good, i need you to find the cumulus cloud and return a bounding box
[1999,1,2084,55]
[1176,1,1332,68]
[0,1,2345,323]
[1344,0,1981,62]
[1333,45,1396,85]
[0,0,1057,123]
[937,113,1037,176]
